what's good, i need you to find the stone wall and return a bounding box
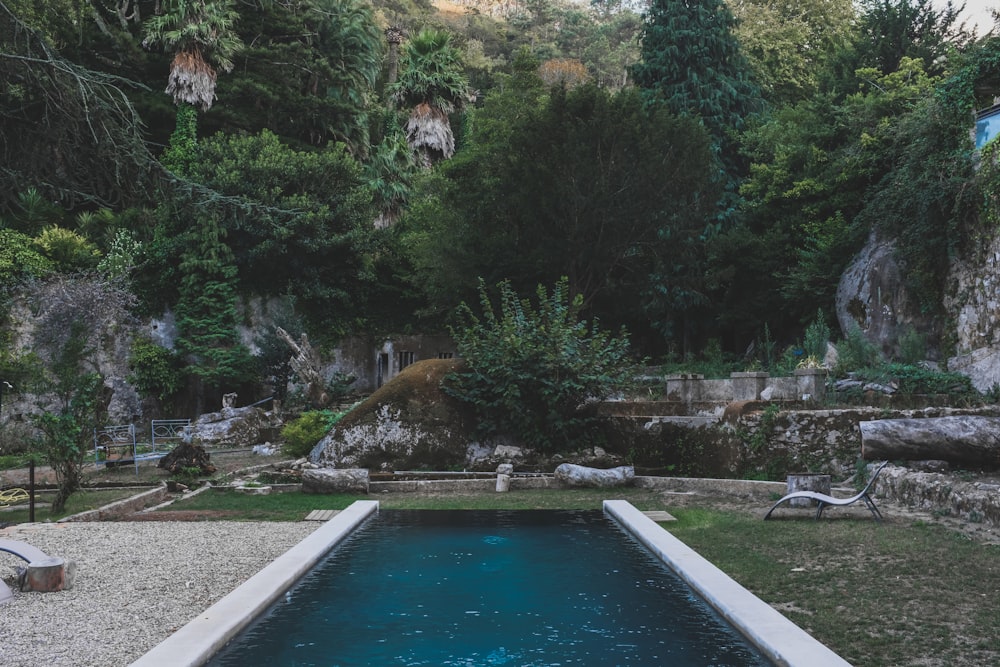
[607,405,1000,481]
[663,370,828,407]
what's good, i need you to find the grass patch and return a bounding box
[153,487,670,519]
[0,453,38,470]
[0,488,142,523]
[666,508,1000,667]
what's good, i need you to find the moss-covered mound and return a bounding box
[310,358,481,470]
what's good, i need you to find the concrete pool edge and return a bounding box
[128,499,379,667]
[603,500,852,667]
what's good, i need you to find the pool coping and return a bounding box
[128,499,379,667]
[604,499,852,667]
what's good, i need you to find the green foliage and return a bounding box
[31,324,105,514]
[128,337,185,407]
[405,82,716,346]
[210,0,383,151]
[631,0,761,189]
[281,409,347,458]
[0,229,53,284]
[731,0,854,105]
[142,0,244,109]
[161,103,199,174]
[173,209,256,406]
[164,129,375,336]
[835,326,881,374]
[897,327,927,364]
[852,0,969,76]
[444,278,634,453]
[97,228,141,279]
[804,310,831,361]
[33,226,101,271]
[390,29,472,113]
[850,363,979,399]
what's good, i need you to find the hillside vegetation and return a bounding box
[3,0,1000,487]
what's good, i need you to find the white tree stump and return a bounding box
[786,473,831,508]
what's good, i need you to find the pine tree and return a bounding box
[631,0,761,165]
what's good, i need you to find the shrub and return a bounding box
[803,309,831,361]
[897,327,926,365]
[835,326,880,374]
[855,363,979,399]
[33,226,100,271]
[443,278,634,453]
[281,410,347,458]
[129,338,184,408]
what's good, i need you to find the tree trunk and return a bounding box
[859,416,1000,467]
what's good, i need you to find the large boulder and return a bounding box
[554,463,635,488]
[188,405,273,448]
[310,359,481,471]
[836,232,940,360]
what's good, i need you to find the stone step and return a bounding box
[642,510,676,522]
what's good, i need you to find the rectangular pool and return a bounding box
[205,509,771,666]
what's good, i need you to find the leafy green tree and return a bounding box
[444,278,634,452]
[170,129,376,335]
[25,275,135,512]
[141,0,244,110]
[732,0,855,105]
[0,4,155,212]
[854,0,969,76]
[128,336,185,410]
[173,207,255,414]
[210,0,383,151]
[404,80,717,347]
[389,29,472,167]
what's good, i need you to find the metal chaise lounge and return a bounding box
[763,461,889,522]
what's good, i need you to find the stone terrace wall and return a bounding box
[607,405,1000,481]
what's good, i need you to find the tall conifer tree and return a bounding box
[631,0,761,183]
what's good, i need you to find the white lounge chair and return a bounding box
[763,461,889,522]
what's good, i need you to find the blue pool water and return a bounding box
[207,510,772,666]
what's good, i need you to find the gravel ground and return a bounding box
[0,521,318,667]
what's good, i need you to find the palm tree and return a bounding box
[142,0,243,110]
[388,29,472,167]
[385,25,406,86]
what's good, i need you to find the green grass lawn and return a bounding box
[152,487,1000,666]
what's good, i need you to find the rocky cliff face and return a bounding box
[836,228,1000,393]
[946,233,1000,392]
[835,232,940,361]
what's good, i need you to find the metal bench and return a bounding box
[764,461,889,522]
[93,424,138,473]
[150,419,191,457]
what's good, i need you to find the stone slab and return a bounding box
[304,509,341,522]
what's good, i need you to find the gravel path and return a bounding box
[0,521,318,667]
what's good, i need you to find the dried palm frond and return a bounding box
[405,103,455,168]
[166,49,218,110]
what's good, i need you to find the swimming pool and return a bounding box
[206,509,770,666]
[129,500,849,667]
